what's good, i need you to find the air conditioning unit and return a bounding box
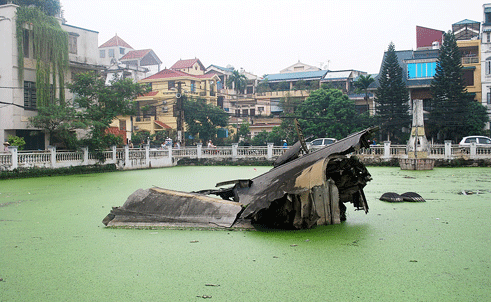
[133,126,139,130]
[162,106,168,113]
[162,100,167,105]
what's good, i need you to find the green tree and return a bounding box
[236,121,250,142]
[7,135,26,150]
[354,74,374,112]
[295,88,367,139]
[226,69,247,94]
[375,42,410,143]
[68,72,149,153]
[4,0,61,16]
[429,31,488,142]
[251,130,270,146]
[183,96,229,143]
[257,78,272,93]
[28,103,80,149]
[132,131,151,147]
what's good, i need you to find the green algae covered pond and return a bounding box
[1,166,491,301]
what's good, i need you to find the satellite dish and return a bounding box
[176,93,181,98]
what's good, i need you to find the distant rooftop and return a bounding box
[99,34,133,49]
[171,58,205,71]
[264,70,328,82]
[453,19,479,25]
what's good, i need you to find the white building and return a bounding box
[0,3,103,149]
[98,35,162,84]
[482,3,491,130]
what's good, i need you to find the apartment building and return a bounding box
[0,3,102,149]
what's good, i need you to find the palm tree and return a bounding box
[226,69,247,95]
[354,74,375,112]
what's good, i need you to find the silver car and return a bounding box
[308,138,337,149]
[459,136,491,147]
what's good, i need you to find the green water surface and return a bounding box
[1,166,490,301]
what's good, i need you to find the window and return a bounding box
[463,69,474,86]
[242,109,249,116]
[120,48,125,55]
[23,29,30,58]
[487,92,491,104]
[486,58,491,75]
[355,104,369,114]
[99,50,105,58]
[487,32,491,43]
[68,34,78,54]
[191,81,195,92]
[108,49,115,57]
[249,108,255,116]
[168,81,175,90]
[407,62,437,79]
[24,81,37,110]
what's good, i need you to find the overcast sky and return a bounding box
[61,0,487,76]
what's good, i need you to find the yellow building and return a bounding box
[112,59,219,142]
[457,39,482,103]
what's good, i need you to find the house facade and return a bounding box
[0,3,102,149]
[119,59,219,139]
[99,35,161,84]
[371,19,484,136]
[481,3,491,130]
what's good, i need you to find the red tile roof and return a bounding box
[170,58,204,70]
[143,91,159,97]
[99,35,133,49]
[142,68,218,81]
[120,49,151,60]
[144,69,190,80]
[154,121,171,129]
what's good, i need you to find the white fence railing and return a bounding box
[1,141,490,172]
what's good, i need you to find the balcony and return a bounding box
[462,57,479,64]
[255,90,310,99]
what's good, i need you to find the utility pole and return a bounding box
[175,82,184,146]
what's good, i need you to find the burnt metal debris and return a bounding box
[380,192,425,203]
[103,127,378,229]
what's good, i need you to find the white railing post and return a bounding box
[8,146,18,169]
[197,143,202,159]
[383,141,391,159]
[48,146,56,168]
[444,140,452,160]
[470,142,477,159]
[232,143,238,159]
[168,145,173,159]
[124,145,130,168]
[82,147,89,165]
[144,144,150,166]
[267,143,274,160]
[111,145,117,162]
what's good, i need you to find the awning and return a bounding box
[154,120,171,129]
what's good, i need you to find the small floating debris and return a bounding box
[401,192,425,202]
[380,192,425,202]
[380,192,403,202]
[459,190,479,195]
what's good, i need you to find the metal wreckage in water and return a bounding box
[103,127,378,229]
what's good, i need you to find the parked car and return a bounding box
[459,136,491,148]
[307,138,337,149]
